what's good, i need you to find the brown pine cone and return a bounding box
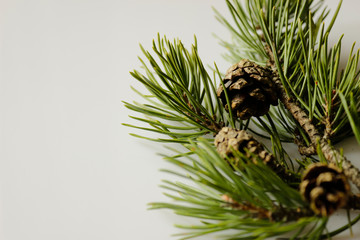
[300,163,350,216]
[217,59,278,120]
[214,127,273,165]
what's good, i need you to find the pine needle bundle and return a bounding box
[124,0,360,239]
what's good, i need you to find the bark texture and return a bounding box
[222,194,313,222]
[272,75,360,190]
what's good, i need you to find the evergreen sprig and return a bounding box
[218,0,360,146]
[150,139,359,240]
[124,35,231,143]
[124,0,360,239]
[340,92,360,145]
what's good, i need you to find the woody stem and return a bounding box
[263,43,360,190]
[222,195,313,221]
[272,75,360,190]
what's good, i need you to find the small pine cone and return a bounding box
[214,127,273,165]
[300,163,350,216]
[217,59,278,120]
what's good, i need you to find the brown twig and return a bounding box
[222,191,360,221]
[266,56,360,190]
[221,194,313,221]
[182,93,223,133]
[294,136,317,156]
[323,96,334,140]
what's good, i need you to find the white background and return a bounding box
[1,0,360,239]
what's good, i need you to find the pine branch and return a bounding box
[125,35,228,143]
[221,194,313,221]
[216,0,360,188]
[123,0,360,239]
[149,139,331,239]
[217,0,360,145]
[152,139,360,238]
[266,49,360,190]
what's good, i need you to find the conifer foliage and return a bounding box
[124,0,360,239]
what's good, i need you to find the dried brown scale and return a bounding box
[300,163,350,216]
[182,93,223,133]
[222,194,313,222]
[214,127,298,183]
[221,195,271,220]
[217,59,279,120]
[323,104,333,140]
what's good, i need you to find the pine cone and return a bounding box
[300,163,350,216]
[214,127,273,165]
[217,59,278,120]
